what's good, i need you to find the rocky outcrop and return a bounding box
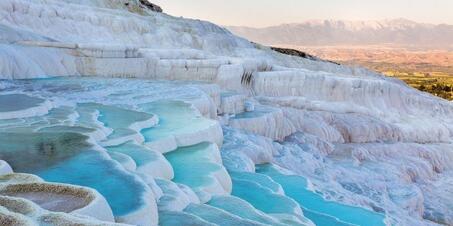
[271,46,340,65]
[139,0,163,12]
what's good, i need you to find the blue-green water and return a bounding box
[0,94,44,112]
[0,131,148,217]
[105,141,160,167]
[230,171,282,194]
[81,103,151,129]
[231,177,301,216]
[232,105,275,119]
[38,151,146,216]
[39,125,96,134]
[140,101,213,143]
[165,142,222,190]
[257,165,386,226]
[207,195,284,226]
[78,103,153,140]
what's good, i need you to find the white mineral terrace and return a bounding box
[0,0,452,226]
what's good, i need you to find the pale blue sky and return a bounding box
[152,0,453,27]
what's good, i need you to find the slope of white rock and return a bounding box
[0,0,452,226]
[0,173,121,224]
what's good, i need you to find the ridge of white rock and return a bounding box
[0,173,118,224]
[0,0,452,226]
[0,194,128,226]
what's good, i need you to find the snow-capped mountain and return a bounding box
[0,1,453,226]
[227,19,453,48]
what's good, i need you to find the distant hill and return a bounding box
[227,19,453,49]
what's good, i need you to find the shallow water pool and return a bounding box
[0,131,149,217]
[257,164,386,226]
[0,94,44,112]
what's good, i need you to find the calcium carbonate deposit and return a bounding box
[0,1,452,226]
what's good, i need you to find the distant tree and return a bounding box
[433,84,442,92]
[419,84,426,91]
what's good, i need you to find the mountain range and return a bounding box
[227,18,453,49]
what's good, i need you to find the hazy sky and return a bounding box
[152,0,453,27]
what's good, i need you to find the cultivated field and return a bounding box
[289,46,453,100]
